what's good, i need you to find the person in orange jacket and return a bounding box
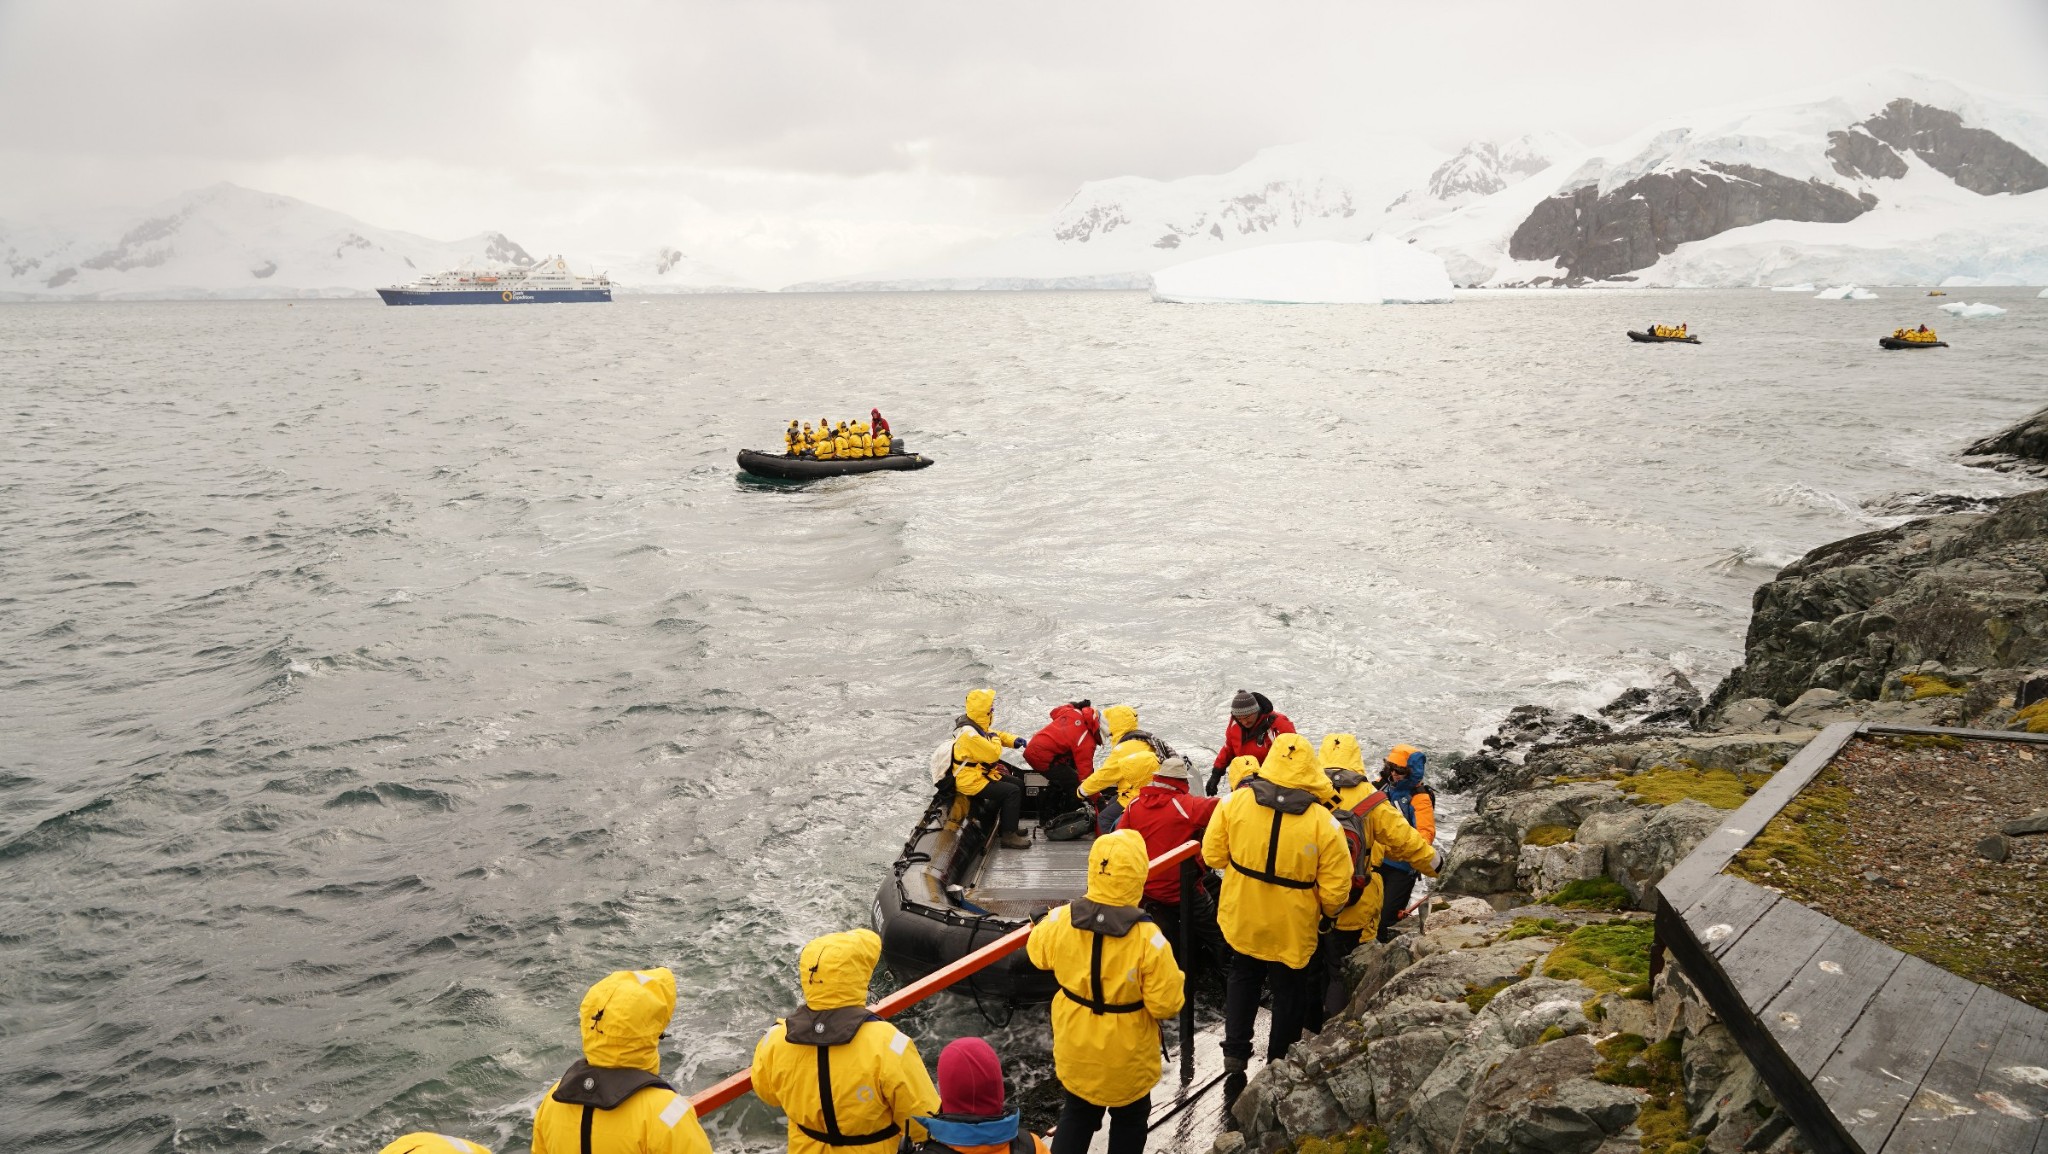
[1375,744,1437,944]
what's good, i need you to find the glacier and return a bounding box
[1150,239,1453,305]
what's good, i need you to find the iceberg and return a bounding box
[1769,283,1818,292]
[1151,238,1454,305]
[1939,301,2008,318]
[1813,284,1879,300]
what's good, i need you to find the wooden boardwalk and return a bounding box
[1656,722,2048,1154]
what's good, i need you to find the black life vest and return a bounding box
[550,1059,677,1154]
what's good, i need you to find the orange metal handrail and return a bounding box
[688,838,1205,1114]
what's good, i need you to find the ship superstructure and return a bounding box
[376,256,611,305]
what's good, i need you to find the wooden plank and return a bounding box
[1678,873,1784,960]
[1655,721,1860,906]
[1717,897,1838,1010]
[1946,989,2048,1154]
[1861,722,2048,745]
[1763,920,1904,1075]
[1660,899,1858,1154]
[1881,986,2047,1154]
[1816,955,1976,1154]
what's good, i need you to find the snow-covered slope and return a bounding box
[1152,239,1453,305]
[1384,133,1581,221]
[1389,71,2048,286]
[0,183,757,299]
[793,137,1448,290]
[0,184,548,300]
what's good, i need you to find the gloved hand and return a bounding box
[1012,735,1028,749]
[1423,849,1443,876]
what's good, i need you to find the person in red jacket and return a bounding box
[1023,700,1101,818]
[1205,690,1295,795]
[1118,758,1229,976]
[870,408,892,437]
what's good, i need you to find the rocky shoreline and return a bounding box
[1213,405,2048,1154]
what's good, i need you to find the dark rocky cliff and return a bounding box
[1509,165,1872,283]
[1709,488,2048,707]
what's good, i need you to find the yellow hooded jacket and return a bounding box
[950,689,1020,797]
[1201,734,1351,969]
[382,1136,489,1154]
[1225,755,1262,791]
[531,968,712,1154]
[1319,734,1438,933]
[751,930,939,1154]
[1026,829,1186,1108]
[1079,743,1158,808]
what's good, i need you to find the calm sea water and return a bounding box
[2,288,2044,1153]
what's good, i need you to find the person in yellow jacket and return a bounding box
[1303,734,1439,1028]
[833,423,852,459]
[1224,754,1261,791]
[814,428,838,460]
[380,1136,490,1154]
[752,929,940,1154]
[1201,734,1349,1075]
[1079,707,1159,833]
[850,420,871,458]
[530,967,713,1154]
[873,428,892,456]
[1027,829,1186,1154]
[951,689,1030,849]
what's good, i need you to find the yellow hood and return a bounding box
[1319,733,1365,775]
[577,967,676,1074]
[1260,734,1334,801]
[1085,828,1150,907]
[798,928,881,1011]
[964,689,996,731]
[1102,704,1139,743]
[377,1136,488,1154]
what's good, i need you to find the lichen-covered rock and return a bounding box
[1367,1027,1459,1126]
[1360,938,1553,1015]
[1442,782,1630,897]
[1484,977,1598,1046]
[1439,828,1521,896]
[1681,1023,1745,1117]
[1709,488,2048,708]
[1274,1079,1349,1142]
[1451,1034,1643,1154]
[1518,841,1606,896]
[1402,1014,1515,1153]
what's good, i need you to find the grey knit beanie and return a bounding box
[1230,689,1259,717]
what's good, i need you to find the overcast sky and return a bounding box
[3,0,2045,283]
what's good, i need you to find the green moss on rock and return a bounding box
[1616,765,1768,809]
[1726,767,1851,880]
[1542,921,1654,993]
[1524,823,1575,846]
[1553,876,1631,910]
[1292,1127,1389,1154]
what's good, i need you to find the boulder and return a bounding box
[1367,1027,1459,1126]
[1439,829,1521,896]
[1486,782,1631,840]
[1452,1034,1644,1154]
[1361,938,1554,1015]
[1718,697,1780,733]
[1485,977,1599,1046]
[1681,1023,1746,1117]
[1518,841,1606,896]
[1578,800,1726,908]
[1779,687,1848,726]
[1968,402,2048,464]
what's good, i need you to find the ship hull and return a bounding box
[376,288,612,305]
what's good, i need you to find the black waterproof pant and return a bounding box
[1378,867,1418,942]
[1223,953,1312,1063]
[1051,1090,1149,1154]
[1039,754,1083,817]
[1307,926,1366,1027]
[1143,886,1230,978]
[1094,796,1126,834]
[978,778,1024,835]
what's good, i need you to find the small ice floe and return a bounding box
[1814,284,1879,300]
[1938,301,2007,319]
[1770,283,1818,292]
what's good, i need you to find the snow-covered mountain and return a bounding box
[0,183,755,299]
[1384,133,1581,221]
[1392,71,2048,286]
[790,138,1449,290]
[809,70,2048,291]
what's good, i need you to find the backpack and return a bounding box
[1328,783,1390,909]
[929,735,959,786]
